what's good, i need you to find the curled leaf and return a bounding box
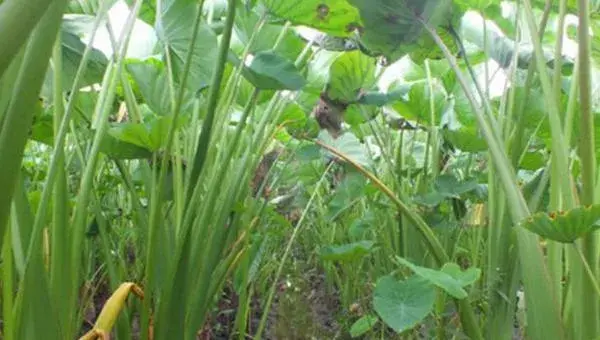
[79,283,144,340]
[520,205,600,243]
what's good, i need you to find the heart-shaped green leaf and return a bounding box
[373,275,435,333]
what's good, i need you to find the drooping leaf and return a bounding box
[247,51,307,90]
[373,275,435,333]
[394,256,468,299]
[519,205,600,243]
[80,283,144,340]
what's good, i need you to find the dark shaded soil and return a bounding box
[198,269,342,340]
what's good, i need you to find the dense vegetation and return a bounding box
[2,0,600,339]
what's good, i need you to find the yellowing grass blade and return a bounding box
[79,282,144,340]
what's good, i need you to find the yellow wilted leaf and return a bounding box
[79,282,144,340]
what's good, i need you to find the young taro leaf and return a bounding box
[278,102,308,132]
[320,240,375,262]
[519,205,600,243]
[350,314,379,338]
[318,131,372,167]
[373,275,436,333]
[327,51,376,102]
[393,82,447,126]
[394,256,468,299]
[440,263,482,287]
[261,0,362,37]
[108,115,185,152]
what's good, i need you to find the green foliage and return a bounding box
[4,0,600,339]
[394,256,480,299]
[262,0,362,36]
[349,314,379,338]
[320,240,375,261]
[373,275,436,333]
[520,205,600,243]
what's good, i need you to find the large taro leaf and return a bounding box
[261,0,362,37]
[346,0,456,62]
[519,205,600,243]
[157,0,218,92]
[373,275,435,334]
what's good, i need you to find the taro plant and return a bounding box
[2,0,600,339]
